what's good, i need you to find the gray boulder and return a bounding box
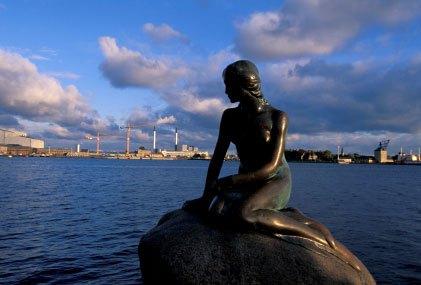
[139,209,375,284]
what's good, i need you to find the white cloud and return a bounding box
[0,49,97,127]
[134,129,150,141]
[126,106,153,126]
[29,54,49,61]
[179,129,215,142]
[99,37,231,117]
[47,71,80,80]
[235,0,421,59]
[125,108,178,131]
[43,124,73,139]
[156,115,176,125]
[198,48,240,81]
[39,47,57,56]
[264,59,334,93]
[263,58,421,135]
[170,89,226,116]
[99,36,188,89]
[143,23,189,44]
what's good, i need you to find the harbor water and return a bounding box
[0,158,420,284]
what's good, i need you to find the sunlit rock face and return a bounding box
[139,209,375,284]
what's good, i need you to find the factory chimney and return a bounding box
[175,128,178,151]
[153,126,157,153]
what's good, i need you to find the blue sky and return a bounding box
[0,0,420,155]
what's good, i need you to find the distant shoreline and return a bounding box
[1,155,420,166]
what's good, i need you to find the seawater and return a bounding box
[0,158,420,284]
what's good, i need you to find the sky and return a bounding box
[0,0,420,155]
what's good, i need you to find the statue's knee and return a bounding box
[240,205,255,223]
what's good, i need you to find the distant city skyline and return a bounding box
[0,0,420,155]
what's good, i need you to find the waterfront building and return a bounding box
[337,157,352,164]
[36,148,72,156]
[374,147,393,163]
[0,145,7,154]
[397,149,421,164]
[0,129,44,149]
[161,150,209,159]
[374,148,387,163]
[374,140,393,163]
[181,144,199,152]
[137,148,152,158]
[0,145,32,156]
[225,153,239,160]
[307,152,318,161]
[353,155,375,164]
[336,146,352,164]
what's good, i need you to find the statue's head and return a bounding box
[223,60,262,103]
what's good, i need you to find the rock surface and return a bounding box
[139,209,375,284]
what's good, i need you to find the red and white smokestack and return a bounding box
[175,127,178,151]
[153,126,157,153]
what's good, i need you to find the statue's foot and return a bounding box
[282,208,336,249]
[281,208,361,271]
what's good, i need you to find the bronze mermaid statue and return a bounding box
[183,60,363,271]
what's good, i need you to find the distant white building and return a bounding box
[161,150,209,159]
[0,129,45,149]
[161,144,209,159]
[181,144,199,152]
[398,150,421,164]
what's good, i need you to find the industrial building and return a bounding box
[133,127,208,159]
[180,144,199,152]
[134,127,208,160]
[0,129,45,149]
[161,149,209,159]
[353,155,375,164]
[397,148,421,164]
[374,140,393,163]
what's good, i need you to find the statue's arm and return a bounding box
[201,110,231,202]
[219,111,288,188]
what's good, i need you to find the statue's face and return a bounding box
[224,80,240,103]
[223,73,242,103]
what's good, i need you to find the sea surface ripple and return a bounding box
[0,158,420,284]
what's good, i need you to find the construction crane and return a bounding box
[120,124,148,155]
[85,132,101,154]
[378,139,390,150]
[85,131,113,155]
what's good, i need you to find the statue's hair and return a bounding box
[223,60,262,98]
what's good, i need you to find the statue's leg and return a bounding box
[239,178,330,247]
[279,210,362,271]
[283,207,336,249]
[243,203,363,270]
[245,208,331,246]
